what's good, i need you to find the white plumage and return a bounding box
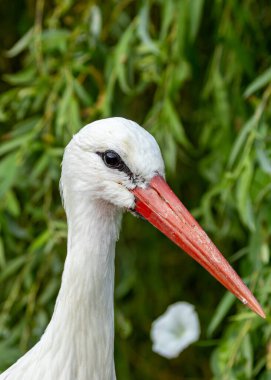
[0,118,164,380]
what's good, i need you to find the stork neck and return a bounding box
[44,195,121,380]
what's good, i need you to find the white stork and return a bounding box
[0,117,265,380]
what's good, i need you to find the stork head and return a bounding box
[61,117,164,209]
[61,117,265,318]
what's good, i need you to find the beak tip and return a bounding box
[243,297,266,319]
[260,311,266,319]
[254,305,266,319]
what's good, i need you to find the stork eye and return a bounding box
[101,150,124,169]
[104,151,122,168]
[96,150,134,180]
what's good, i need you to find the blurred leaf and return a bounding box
[137,4,159,54]
[0,256,27,282]
[188,0,204,41]
[6,28,33,57]
[260,243,269,264]
[29,231,51,254]
[89,5,102,39]
[5,191,20,217]
[0,342,20,370]
[243,333,253,378]
[3,68,36,85]
[39,279,59,306]
[41,29,70,53]
[56,83,73,137]
[0,238,5,269]
[115,309,132,339]
[29,155,49,181]
[256,146,271,175]
[244,66,271,97]
[163,98,191,148]
[207,292,235,337]
[159,1,174,40]
[73,79,92,106]
[236,159,255,230]
[0,154,19,198]
[213,69,230,129]
[0,133,34,156]
[114,23,135,93]
[228,116,256,168]
[68,96,81,135]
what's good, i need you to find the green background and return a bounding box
[0,1,271,379]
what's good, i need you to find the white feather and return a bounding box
[0,118,164,380]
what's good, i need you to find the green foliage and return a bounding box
[0,0,271,379]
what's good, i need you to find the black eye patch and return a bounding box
[96,150,134,179]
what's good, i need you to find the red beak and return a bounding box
[132,175,265,318]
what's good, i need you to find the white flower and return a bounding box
[150,302,200,359]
